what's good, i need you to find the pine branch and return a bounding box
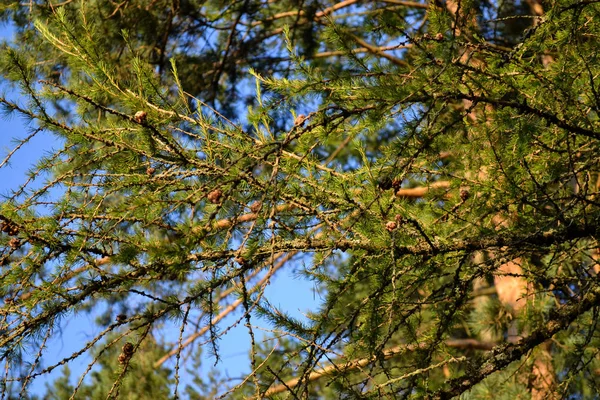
[431,287,600,399]
[262,339,496,396]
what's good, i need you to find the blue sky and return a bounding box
[0,22,321,397]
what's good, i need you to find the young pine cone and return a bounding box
[133,111,147,124]
[207,189,223,204]
[294,114,307,127]
[460,189,470,201]
[385,221,398,232]
[250,201,262,213]
[1,222,19,236]
[234,256,247,266]
[122,342,134,356]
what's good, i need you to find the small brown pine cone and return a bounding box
[234,256,247,266]
[460,189,470,201]
[250,201,262,213]
[294,114,306,127]
[385,221,397,232]
[122,342,134,356]
[133,111,147,124]
[434,33,444,41]
[146,167,155,175]
[116,314,127,323]
[207,189,223,204]
[3,223,18,236]
[118,353,128,365]
[8,238,20,249]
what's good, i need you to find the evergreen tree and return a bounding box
[1,0,600,398]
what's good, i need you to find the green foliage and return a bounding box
[1,0,600,399]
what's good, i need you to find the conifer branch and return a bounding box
[262,339,495,396]
[432,287,600,399]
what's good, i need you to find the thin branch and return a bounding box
[263,339,495,396]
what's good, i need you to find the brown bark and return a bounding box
[530,343,559,400]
